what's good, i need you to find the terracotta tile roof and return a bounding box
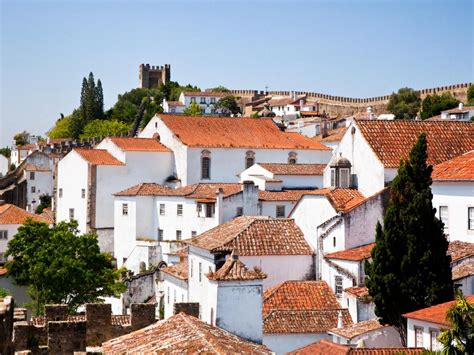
[206,256,267,281]
[355,120,474,168]
[259,163,326,175]
[313,126,348,142]
[161,260,188,281]
[17,144,36,151]
[185,216,313,256]
[442,105,474,114]
[167,101,185,107]
[263,280,341,317]
[183,91,231,98]
[263,309,352,334]
[39,208,54,222]
[326,189,367,213]
[289,340,425,355]
[432,150,474,181]
[114,183,242,200]
[403,295,474,326]
[102,313,272,354]
[268,96,305,107]
[344,286,371,301]
[452,262,474,280]
[448,241,474,263]
[74,148,124,166]
[109,137,171,152]
[159,115,331,150]
[329,319,385,339]
[325,243,375,261]
[0,204,52,224]
[259,188,328,202]
[24,164,51,172]
[167,246,189,257]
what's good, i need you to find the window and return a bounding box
[190,260,193,278]
[81,189,86,199]
[155,122,158,128]
[210,98,216,104]
[236,207,243,217]
[201,150,211,179]
[430,329,440,351]
[174,289,176,302]
[330,169,336,187]
[276,205,285,218]
[158,229,163,241]
[30,172,35,180]
[335,276,343,297]
[0,253,6,263]
[339,168,350,188]
[69,208,74,220]
[0,230,7,240]
[59,188,63,198]
[205,203,215,218]
[415,327,423,347]
[177,204,183,216]
[200,97,206,104]
[439,206,449,234]
[199,262,202,282]
[170,108,176,113]
[245,151,255,169]
[31,186,36,193]
[122,203,128,216]
[468,207,474,230]
[191,231,197,237]
[167,287,170,304]
[160,204,165,216]
[191,97,196,103]
[333,236,336,248]
[288,152,297,164]
[176,230,182,241]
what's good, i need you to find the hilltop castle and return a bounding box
[139,64,171,88]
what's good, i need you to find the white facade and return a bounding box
[440,103,474,121]
[330,325,402,348]
[0,224,21,263]
[406,318,443,351]
[162,99,185,114]
[263,333,328,355]
[431,181,474,243]
[25,169,53,213]
[0,155,9,177]
[178,92,228,115]
[163,273,188,319]
[344,291,376,323]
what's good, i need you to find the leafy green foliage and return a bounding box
[421,93,460,120]
[214,95,241,116]
[0,147,11,158]
[158,81,200,101]
[35,194,51,214]
[6,220,126,315]
[183,101,203,116]
[387,87,421,119]
[0,288,9,298]
[13,131,29,146]
[208,86,230,93]
[365,133,454,345]
[439,290,474,354]
[48,115,74,139]
[80,120,131,139]
[467,84,474,106]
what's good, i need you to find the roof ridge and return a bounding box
[180,313,220,353]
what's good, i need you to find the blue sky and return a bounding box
[1,0,473,146]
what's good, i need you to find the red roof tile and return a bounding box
[452,262,474,280]
[0,204,52,225]
[183,91,231,97]
[24,164,51,172]
[442,105,474,114]
[355,120,474,168]
[344,286,371,301]
[159,115,331,150]
[313,126,348,143]
[259,163,326,175]
[329,319,386,339]
[289,340,425,355]
[102,313,272,354]
[264,309,352,334]
[325,243,375,261]
[185,216,313,256]
[448,241,474,263]
[109,137,171,152]
[161,260,188,281]
[263,280,341,317]
[403,295,474,326]
[326,189,367,213]
[432,151,474,181]
[167,101,185,107]
[259,188,328,202]
[206,256,267,281]
[74,149,124,166]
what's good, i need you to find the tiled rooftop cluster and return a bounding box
[0,203,52,224]
[432,150,474,181]
[206,256,267,281]
[259,163,326,175]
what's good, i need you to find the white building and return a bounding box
[139,114,332,186]
[161,99,185,114]
[10,144,36,168]
[0,202,52,263]
[267,95,308,118]
[431,151,474,243]
[24,163,53,213]
[0,155,9,177]
[329,319,402,348]
[262,280,352,354]
[448,241,474,295]
[440,103,474,121]
[161,254,189,319]
[326,120,474,197]
[56,137,174,253]
[404,295,474,351]
[176,91,233,115]
[312,126,348,151]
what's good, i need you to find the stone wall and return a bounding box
[0,296,14,355]
[173,302,200,318]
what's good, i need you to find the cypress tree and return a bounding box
[365,133,453,345]
[85,72,96,122]
[95,79,104,120]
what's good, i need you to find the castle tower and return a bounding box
[139,64,171,88]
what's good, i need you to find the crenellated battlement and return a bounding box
[139,63,171,88]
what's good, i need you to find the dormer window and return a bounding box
[288,152,297,164]
[245,151,255,169]
[329,154,352,188]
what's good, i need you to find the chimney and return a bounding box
[215,188,224,225]
[321,114,328,138]
[459,102,464,110]
[337,310,343,328]
[242,181,258,215]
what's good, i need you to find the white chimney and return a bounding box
[459,102,464,110]
[337,310,343,328]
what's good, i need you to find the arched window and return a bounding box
[288,152,297,164]
[245,151,255,169]
[201,150,211,179]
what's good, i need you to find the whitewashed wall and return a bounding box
[0,224,21,258]
[0,155,9,177]
[406,318,442,351]
[332,326,402,348]
[163,275,188,319]
[263,333,328,355]
[260,201,297,218]
[25,170,53,213]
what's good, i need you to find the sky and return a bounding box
[1,0,473,146]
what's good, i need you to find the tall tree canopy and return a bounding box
[365,133,453,345]
[387,87,421,120]
[467,84,474,106]
[183,101,203,116]
[6,220,125,315]
[421,92,460,120]
[13,131,30,146]
[214,95,241,116]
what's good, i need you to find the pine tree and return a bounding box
[365,133,453,345]
[85,72,96,122]
[95,79,104,119]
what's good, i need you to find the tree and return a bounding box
[48,115,74,139]
[209,86,230,92]
[183,101,203,116]
[439,290,474,354]
[467,84,474,106]
[6,220,125,314]
[0,288,9,298]
[0,147,11,158]
[95,79,104,120]
[365,133,453,345]
[421,93,459,120]
[13,131,29,146]
[35,194,52,214]
[387,87,421,120]
[80,119,130,139]
[214,95,241,116]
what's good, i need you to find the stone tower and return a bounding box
[139,64,171,88]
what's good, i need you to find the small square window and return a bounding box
[176,230,182,241]
[276,205,285,218]
[158,229,163,241]
[69,208,74,220]
[160,204,165,216]
[122,203,128,216]
[335,276,343,297]
[191,231,197,237]
[30,172,35,180]
[236,207,243,217]
[177,204,183,216]
[81,189,85,199]
[199,262,202,282]
[59,188,63,198]
[468,207,474,230]
[0,230,8,240]
[439,206,449,234]
[31,186,36,193]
